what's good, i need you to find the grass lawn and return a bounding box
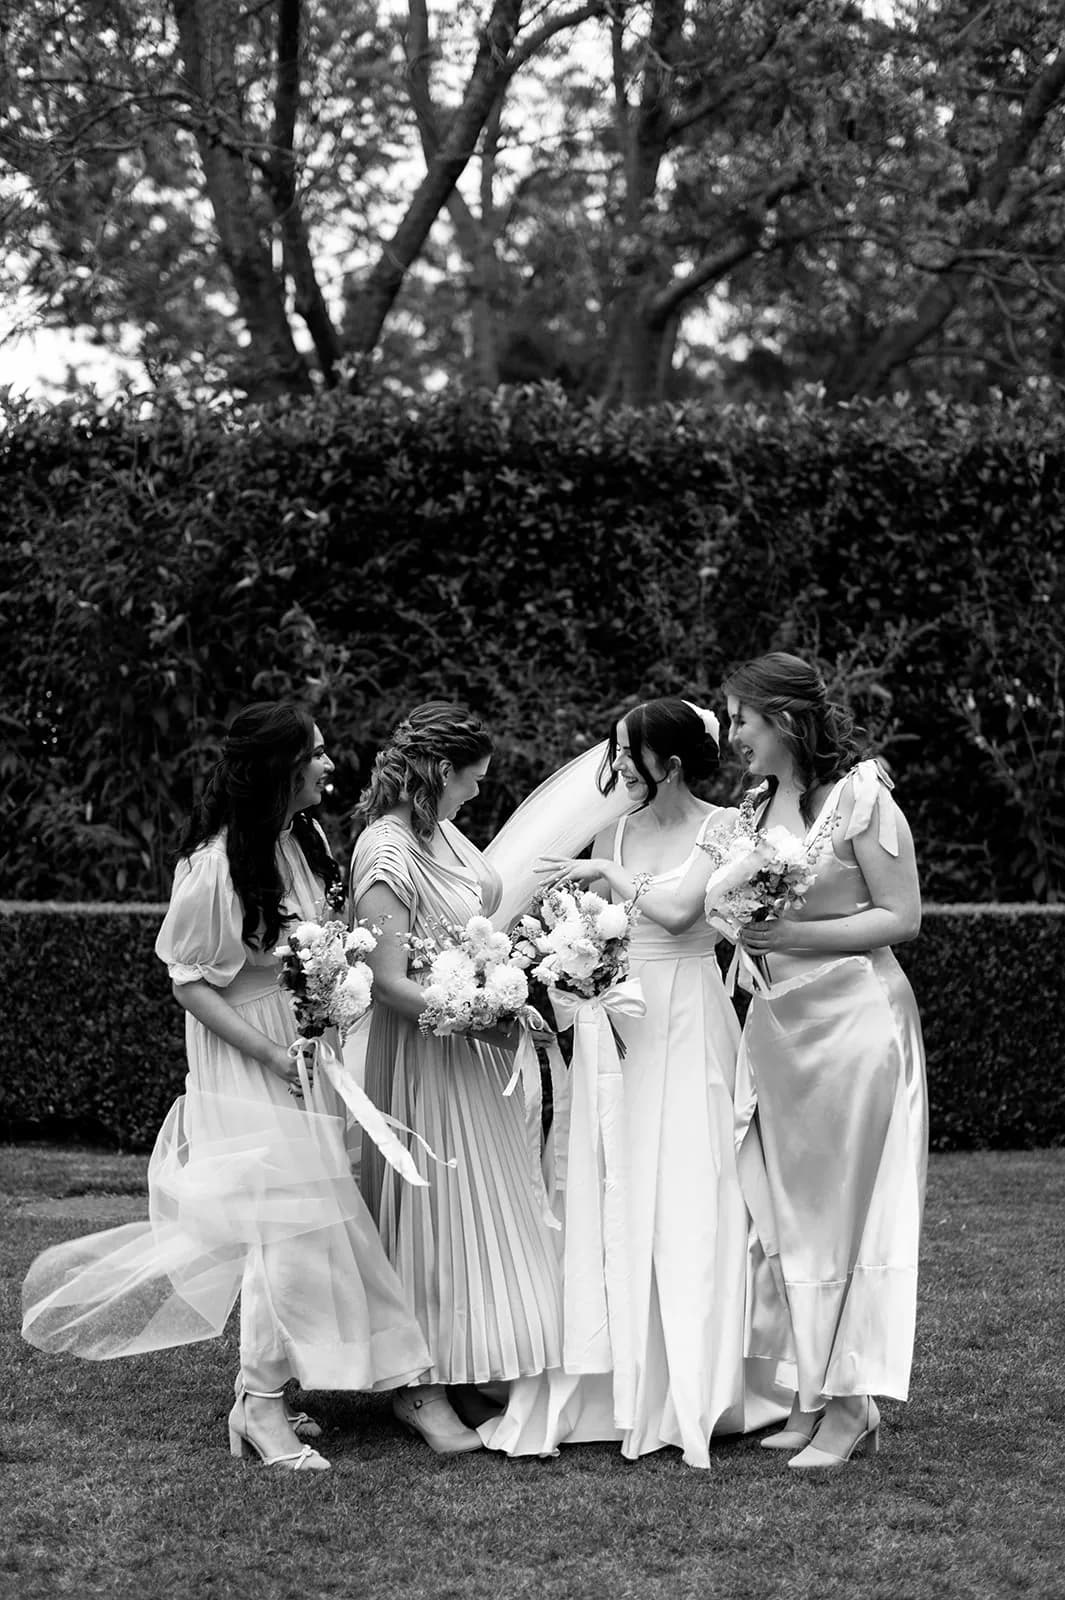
[3,1144,1062,1600]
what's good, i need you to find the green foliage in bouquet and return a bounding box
[2,385,1062,903]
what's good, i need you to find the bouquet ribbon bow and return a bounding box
[545,977,647,1430]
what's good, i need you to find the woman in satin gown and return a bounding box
[349,702,563,1455]
[545,657,927,1473]
[22,703,431,1471]
[481,698,790,1468]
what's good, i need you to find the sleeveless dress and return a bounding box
[22,829,431,1395]
[733,763,928,1410]
[480,808,791,1467]
[351,816,563,1386]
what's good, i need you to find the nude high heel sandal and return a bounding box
[228,1387,331,1471]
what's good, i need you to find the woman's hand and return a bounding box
[535,855,610,887]
[471,1021,519,1054]
[264,1039,315,1096]
[740,918,805,956]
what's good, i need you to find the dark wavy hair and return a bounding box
[598,697,719,810]
[721,652,864,823]
[177,701,342,948]
[350,701,493,844]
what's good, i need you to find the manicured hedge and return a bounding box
[897,905,1065,1150]
[2,387,1063,905]
[4,901,1063,1153]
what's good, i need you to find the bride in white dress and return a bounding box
[480,698,790,1468]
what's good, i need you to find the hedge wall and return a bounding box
[3,902,1063,1153]
[2,387,1063,905]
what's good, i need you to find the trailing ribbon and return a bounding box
[502,1010,562,1231]
[289,1035,452,1187]
[547,977,646,1429]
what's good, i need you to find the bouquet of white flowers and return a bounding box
[405,915,540,1038]
[514,882,645,1003]
[276,918,377,1041]
[701,807,817,991]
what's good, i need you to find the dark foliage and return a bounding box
[2,386,1062,903]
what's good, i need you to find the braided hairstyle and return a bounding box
[721,652,864,824]
[176,701,342,948]
[350,701,493,844]
[598,697,719,809]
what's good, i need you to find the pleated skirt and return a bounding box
[361,1007,563,1385]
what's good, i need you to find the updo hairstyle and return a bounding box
[351,701,493,843]
[721,652,864,822]
[598,696,719,810]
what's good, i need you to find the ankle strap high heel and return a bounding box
[234,1377,322,1439]
[228,1388,331,1471]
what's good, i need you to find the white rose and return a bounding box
[594,904,630,941]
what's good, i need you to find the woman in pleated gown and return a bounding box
[22,703,431,1471]
[480,699,791,1468]
[350,702,563,1454]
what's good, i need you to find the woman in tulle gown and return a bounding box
[543,658,927,1474]
[480,698,790,1469]
[350,702,563,1455]
[22,703,430,1471]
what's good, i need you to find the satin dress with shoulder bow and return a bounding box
[734,762,928,1410]
[351,817,563,1386]
[22,828,431,1395]
[480,808,791,1467]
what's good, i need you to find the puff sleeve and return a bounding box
[155,841,248,987]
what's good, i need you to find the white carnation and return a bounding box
[594,904,630,941]
[484,963,529,1011]
[344,926,377,955]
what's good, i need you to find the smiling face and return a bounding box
[726,696,791,781]
[611,718,668,802]
[438,755,491,821]
[289,725,335,817]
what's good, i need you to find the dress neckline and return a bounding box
[614,807,718,879]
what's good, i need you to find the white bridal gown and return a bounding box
[480,809,792,1467]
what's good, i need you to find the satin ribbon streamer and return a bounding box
[290,1036,453,1186]
[547,977,646,1428]
[502,1010,562,1231]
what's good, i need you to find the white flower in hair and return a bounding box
[683,700,720,748]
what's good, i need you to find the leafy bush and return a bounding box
[897,905,1065,1150]
[2,386,1062,902]
[0,902,183,1149]
[3,902,1062,1153]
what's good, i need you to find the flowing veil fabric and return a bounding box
[484,741,634,929]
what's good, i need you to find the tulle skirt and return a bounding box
[22,990,430,1392]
